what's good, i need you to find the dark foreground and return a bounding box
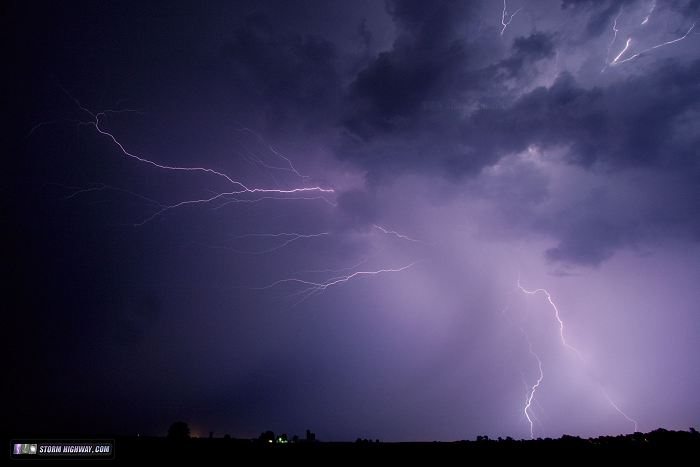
[8,429,699,463]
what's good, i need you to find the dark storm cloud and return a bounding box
[8,0,700,441]
[561,0,635,38]
[340,1,697,176]
[338,1,559,179]
[342,0,471,139]
[492,32,556,79]
[214,0,700,269]
[386,0,472,47]
[538,168,700,267]
[336,189,380,229]
[220,16,343,132]
[331,0,700,267]
[511,32,557,63]
[465,59,700,266]
[542,199,633,267]
[467,59,700,169]
[562,0,700,39]
[680,0,700,14]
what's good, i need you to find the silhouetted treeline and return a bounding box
[104,427,698,462]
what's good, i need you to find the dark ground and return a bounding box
[7,428,699,463]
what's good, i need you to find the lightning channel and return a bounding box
[249,262,420,307]
[602,7,624,72]
[235,127,310,179]
[641,0,655,26]
[134,187,333,226]
[58,86,333,212]
[517,279,583,360]
[523,333,544,440]
[500,0,522,36]
[256,262,418,291]
[225,232,331,255]
[517,279,639,433]
[373,224,424,243]
[57,183,164,208]
[602,388,639,433]
[612,23,696,65]
[612,37,633,65]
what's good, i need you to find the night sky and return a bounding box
[6,0,700,441]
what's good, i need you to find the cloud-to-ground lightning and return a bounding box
[602,388,639,433]
[523,333,544,440]
[517,279,583,360]
[517,279,639,433]
[612,23,696,65]
[500,300,546,439]
[373,224,424,243]
[500,0,522,36]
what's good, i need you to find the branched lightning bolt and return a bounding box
[235,127,310,179]
[612,23,696,65]
[523,332,544,440]
[57,86,334,225]
[213,194,337,209]
[27,119,80,139]
[250,261,420,307]
[57,182,164,208]
[602,7,624,72]
[134,187,333,226]
[373,224,424,243]
[500,300,546,439]
[500,0,522,36]
[296,258,369,275]
[517,279,583,360]
[255,262,418,292]
[43,88,420,311]
[224,232,331,255]
[518,279,639,433]
[521,377,544,428]
[612,37,633,65]
[241,150,291,181]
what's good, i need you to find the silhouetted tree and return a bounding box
[306,429,316,442]
[259,430,275,444]
[167,421,191,440]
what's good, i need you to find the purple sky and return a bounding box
[7,0,700,441]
